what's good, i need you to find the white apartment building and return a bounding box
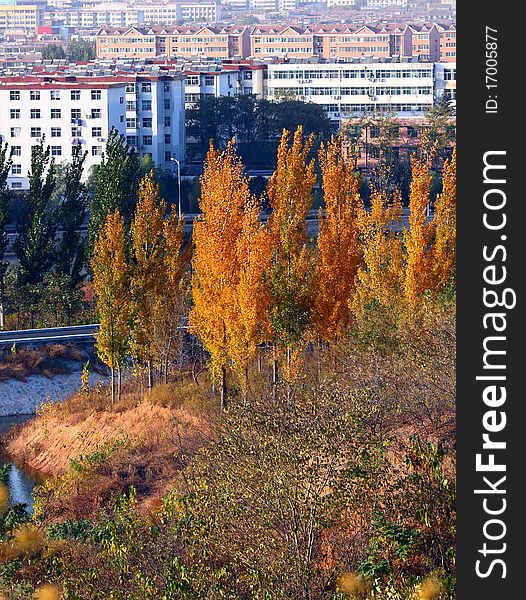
[265,59,435,121]
[45,2,221,30]
[183,63,265,108]
[434,61,456,107]
[365,0,408,7]
[326,0,360,8]
[0,73,185,189]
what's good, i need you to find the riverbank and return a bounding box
[2,380,217,520]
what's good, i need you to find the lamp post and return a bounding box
[170,157,181,219]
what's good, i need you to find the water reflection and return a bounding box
[0,414,47,513]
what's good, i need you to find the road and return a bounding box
[0,324,99,346]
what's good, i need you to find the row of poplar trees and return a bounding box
[91,126,456,407]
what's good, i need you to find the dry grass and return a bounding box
[0,344,88,382]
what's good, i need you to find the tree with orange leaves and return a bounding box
[431,148,456,293]
[313,136,363,343]
[404,153,434,308]
[190,141,248,409]
[228,195,271,397]
[91,209,131,403]
[265,126,317,387]
[352,189,404,321]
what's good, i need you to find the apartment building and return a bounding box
[434,61,456,106]
[265,59,435,121]
[407,23,440,61]
[341,115,456,172]
[96,25,250,60]
[250,25,316,58]
[45,2,221,31]
[0,72,185,189]
[437,22,456,62]
[0,4,41,35]
[249,23,423,61]
[183,62,265,107]
[315,24,412,60]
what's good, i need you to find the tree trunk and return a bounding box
[147,360,153,391]
[117,367,122,402]
[110,366,115,405]
[272,351,279,402]
[220,366,228,411]
[243,366,249,402]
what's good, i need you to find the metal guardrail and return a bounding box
[0,324,100,346]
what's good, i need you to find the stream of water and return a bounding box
[0,414,47,513]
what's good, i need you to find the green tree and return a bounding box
[41,44,66,60]
[0,141,12,329]
[14,139,57,287]
[88,128,141,261]
[67,38,96,61]
[56,143,88,287]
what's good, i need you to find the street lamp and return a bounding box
[170,157,181,219]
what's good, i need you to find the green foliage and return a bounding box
[55,143,88,287]
[41,44,66,61]
[88,127,141,261]
[186,95,334,164]
[13,139,58,286]
[67,39,96,61]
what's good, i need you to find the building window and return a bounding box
[11,164,22,175]
[141,82,151,92]
[164,99,171,110]
[92,146,103,156]
[12,146,21,156]
[125,83,135,93]
[142,135,152,146]
[91,109,102,119]
[10,127,21,138]
[30,90,40,100]
[10,109,20,119]
[51,146,62,156]
[142,100,152,111]
[143,118,152,128]
[204,76,214,86]
[120,97,124,104]
[71,127,82,137]
[51,109,61,119]
[127,135,137,147]
[10,91,20,101]
[50,90,60,100]
[126,101,136,111]
[71,109,81,120]
[91,90,102,100]
[126,118,136,128]
[164,134,171,144]
[165,151,171,161]
[71,90,81,100]
[164,116,171,127]
[164,82,170,92]
[30,127,42,138]
[11,182,22,189]
[91,127,102,137]
[51,127,61,137]
[30,109,41,119]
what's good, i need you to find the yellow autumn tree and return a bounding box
[151,210,188,383]
[190,140,248,409]
[313,136,363,343]
[352,188,404,322]
[130,170,167,389]
[430,148,456,293]
[228,194,271,396]
[265,126,317,386]
[404,153,434,309]
[91,208,131,403]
